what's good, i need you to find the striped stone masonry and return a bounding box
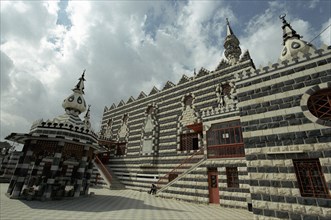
[101,55,255,209]
[237,46,331,219]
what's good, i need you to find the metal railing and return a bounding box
[156,148,205,190]
[94,155,112,185]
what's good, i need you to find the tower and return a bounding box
[224,18,242,65]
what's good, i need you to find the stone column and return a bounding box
[73,145,89,197]
[42,141,64,200]
[7,140,33,198]
[83,155,94,195]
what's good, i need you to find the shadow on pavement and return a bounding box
[19,194,185,213]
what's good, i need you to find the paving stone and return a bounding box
[0,183,253,220]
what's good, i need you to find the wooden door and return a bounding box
[208,168,219,204]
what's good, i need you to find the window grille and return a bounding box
[122,114,128,123]
[146,106,153,114]
[168,173,178,182]
[180,133,199,151]
[63,143,83,159]
[307,89,331,121]
[184,95,193,106]
[35,140,57,156]
[293,159,329,198]
[206,120,244,158]
[116,144,126,156]
[107,119,112,126]
[221,84,232,96]
[226,167,239,188]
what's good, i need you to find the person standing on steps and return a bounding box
[149,183,157,195]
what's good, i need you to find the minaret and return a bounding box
[224,18,242,65]
[62,70,87,116]
[279,14,316,61]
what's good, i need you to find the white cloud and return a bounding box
[320,18,331,46]
[240,2,314,67]
[0,50,13,94]
[0,1,327,142]
[308,0,319,9]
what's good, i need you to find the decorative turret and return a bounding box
[224,18,242,65]
[84,105,91,129]
[62,70,87,116]
[279,14,316,61]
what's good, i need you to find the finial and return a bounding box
[226,18,234,36]
[280,14,301,45]
[73,69,86,94]
[82,69,86,79]
[85,104,91,118]
[62,70,87,114]
[279,14,287,24]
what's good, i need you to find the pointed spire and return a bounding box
[73,69,86,94]
[62,70,87,115]
[224,19,242,65]
[84,105,91,129]
[279,14,301,45]
[278,14,316,61]
[84,104,91,119]
[226,18,233,36]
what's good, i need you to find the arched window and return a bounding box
[146,106,153,115]
[307,89,331,121]
[122,114,128,123]
[221,84,232,96]
[184,95,193,106]
[107,119,112,126]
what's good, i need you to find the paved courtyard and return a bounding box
[0,183,253,220]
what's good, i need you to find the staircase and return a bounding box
[156,149,206,194]
[93,155,125,190]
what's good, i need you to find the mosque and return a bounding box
[2,15,331,219]
[99,16,331,219]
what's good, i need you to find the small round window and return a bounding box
[291,42,301,49]
[307,89,331,121]
[68,95,74,102]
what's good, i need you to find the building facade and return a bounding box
[100,17,331,219]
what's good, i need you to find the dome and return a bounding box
[61,70,87,115]
[279,15,316,61]
[280,38,315,61]
[62,92,87,115]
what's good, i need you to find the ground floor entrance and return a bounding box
[207,167,219,204]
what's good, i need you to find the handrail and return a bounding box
[156,148,204,188]
[94,155,112,184]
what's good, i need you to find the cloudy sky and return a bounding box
[1,0,330,144]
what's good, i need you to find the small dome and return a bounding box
[279,15,316,61]
[280,39,315,61]
[62,92,87,114]
[61,70,87,115]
